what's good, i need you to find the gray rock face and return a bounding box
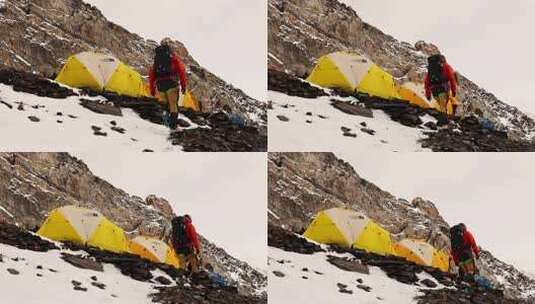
[268,0,535,138]
[0,0,265,125]
[0,152,266,297]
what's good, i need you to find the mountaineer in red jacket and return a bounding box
[149,40,188,130]
[450,223,480,280]
[170,214,201,274]
[425,54,458,115]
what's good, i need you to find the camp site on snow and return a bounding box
[0,0,267,152]
[267,0,535,152]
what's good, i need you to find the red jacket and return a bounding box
[451,230,480,265]
[149,53,188,96]
[184,217,200,251]
[424,62,457,99]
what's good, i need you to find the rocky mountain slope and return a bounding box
[0,152,267,298]
[268,0,535,139]
[0,0,265,125]
[268,152,535,301]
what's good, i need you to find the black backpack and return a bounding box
[171,216,191,253]
[154,45,173,79]
[427,54,447,86]
[450,224,467,254]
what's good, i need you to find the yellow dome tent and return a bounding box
[303,208,395,256]
[129,236,180,268]
[393,239,450,272]
[55,52,150,98]
[397,82,438,110]
[37,205,129,253]
[306,52,400,100]
[179,90,201,112]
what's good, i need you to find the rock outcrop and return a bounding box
[0,0,265,125]
[0,152,267,296]
[268,0,535,138]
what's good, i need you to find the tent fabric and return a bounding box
[37,205,129,253]
[179,90,201,112]
[56,52,150,98]
[303,208,395,256]
[394,239,450,272]
[306,52,400,100]
[129,236,180,268]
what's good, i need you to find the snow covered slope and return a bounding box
[0,84,184,152]
[269,247,445,304]
[0,242,175,304]
[268,91,432,152]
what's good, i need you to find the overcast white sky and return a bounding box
[341,0,535,115]
[84,0,267,101]
[74,152,267,271]
[336,151,535,275]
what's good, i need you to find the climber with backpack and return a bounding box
[149,39,188,130]
[425,54,458,116]
[170,215,201,274]
[450,223,480,281]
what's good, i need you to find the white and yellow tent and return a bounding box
[178,90,201,112]
[397,81,438,110]
[56,52,150,98]
[306,52,400,100]
[129,236,180,268]
[393,239,450,272]
[303,208,395,256]
[37,205,129,253]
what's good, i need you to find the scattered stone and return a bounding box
[343,132,357,138]
[356,284,372,292]
[130,138,138,142]
[110,126,126,134]
[91,282,106,290]
[268,225,323,255]
[48,268,57,273]
[327,256,369,274]
[142,149,154,153]
[57,120,63,123]
[360,122,367,127]
[268,69,327,98]
[154,276,172,285]
[302,268,308,272]
[306,120,312,124]
[420,278,438,288]
[0,222,58,252]
[56,112,63,116]
[337,283,353,294]
[7,268,20,275]
[71,280,82,286]
[73,286,87,292]
[277,115,289,122]
[36,273,43,277]
[360,128,376,136]
[0,69,76,99]
[90,275,98,281]
[306,112,312,116]
[61,253,104,272]
[68,114,77,119]
[313,271,323,275]
[331,100,373,118]
[318,115,328,119]
[110,120,117,126]
[341,126,352,133]
[17,103,24,111]
[176,119,191,128]
[424,121,438,130]
[80,99,122,116]
[28,116,40,122]
[0,100,13,109]
[272,271,285,278]
[356,278,363,284]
